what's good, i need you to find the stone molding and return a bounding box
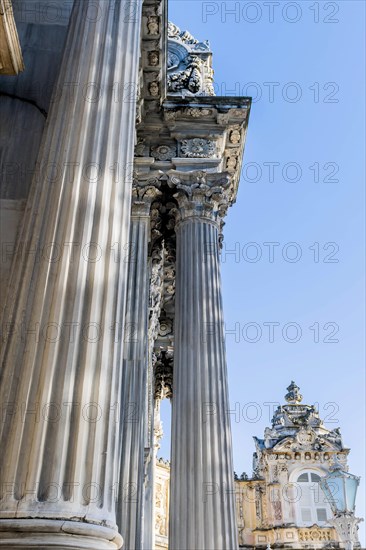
[0,519,123,549]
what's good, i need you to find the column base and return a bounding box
[0,519,123,549]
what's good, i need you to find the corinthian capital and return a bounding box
[167,170,233,225]
[132,174,162,216]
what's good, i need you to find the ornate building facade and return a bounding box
[0,1,251,549]
[154,383,362,549]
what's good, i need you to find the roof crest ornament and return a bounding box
[285,380,303,404]
[167,22,215,97]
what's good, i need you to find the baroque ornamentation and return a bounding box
[154,348,173,400]
[147,16,159,35]
[164,107,214,123]
[131,178,162,217]
[148,51,159,66]
[297,428,316,447]
[180,138,216,158]
[185,107,213,118]
[285,380,303,403]
[168,22,200,45]
[134,137,145,157]
[151,144,177,161]
[148,246,164,358]
[149,81,159,97]
[329,514,363,547]
[167,21,215,97]
[226,154,238,171]
[158,318,173,337]
[161,236,176,316]
[167,55,203,94]
[299,528,333,542]
[167,170,233,225]
[229,128,241,144]
[272,500,282,521]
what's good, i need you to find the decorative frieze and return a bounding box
[151,144,177,160]
[299,528,333,542]
[180,138,216,158]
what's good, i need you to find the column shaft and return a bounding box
[170,217,238,550]
[0,1,142,548]
[118,213,149,550]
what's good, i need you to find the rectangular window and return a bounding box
[317,508,328,522]
[301,508,312,522]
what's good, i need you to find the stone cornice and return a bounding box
[135,96,251,208]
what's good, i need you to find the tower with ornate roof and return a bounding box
[236,382,361,549]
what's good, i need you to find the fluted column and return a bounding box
[118,186,160,550]
[0,1,142,548]
[169,173,238,550]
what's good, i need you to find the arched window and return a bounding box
[295,471,332,526]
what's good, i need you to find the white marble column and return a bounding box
[0,1,142,548]
[118,187,160,550]
[169,173,238,550]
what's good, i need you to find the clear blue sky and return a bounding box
[161,1,365,542]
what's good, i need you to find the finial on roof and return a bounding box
[285,381,303,404]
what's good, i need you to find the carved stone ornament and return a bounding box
[180,138,216,158]
[186,107,213,118]
[151,144,177,161]
[164,109,179,122]
[148,247,164,354]
[149,81,160,97]
[134,138,145,157]
[297,428,315,447]
[167,22,215,97]
[299,528,333,542]
[148,51,159,66]
[147,16,159,35]
[226,155,238,171]
[255,382,346,459]
[229,128,241,144]
[159,319,173,337]
[330,514,363,547]
[132,176,162,208]
[272,500,282,521]
[154,349,174,400]
[168,22,201,46]
[167,55,203,94]
[168,170,233,225]
[285,380,303,403]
